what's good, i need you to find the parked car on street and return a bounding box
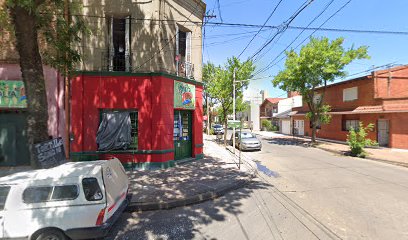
[0,158,129,240]
[230,131,262,151]
[212,124,224,135]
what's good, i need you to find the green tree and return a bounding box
[207,57,255,145]
[273,37,369,142]
[2,0,87,167]
[203,62,219,134]
[346,122,377,158]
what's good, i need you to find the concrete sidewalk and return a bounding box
[127,134,255,211]
[254,130,408,167]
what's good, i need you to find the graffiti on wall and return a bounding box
[0,80,27,108]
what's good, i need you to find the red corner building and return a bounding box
[68,1,206,168]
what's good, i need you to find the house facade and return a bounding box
[275,94,302,135]
[259,98,283,129]
[70,0,206,168]
[292,65,408,149]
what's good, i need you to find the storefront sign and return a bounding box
[34,137,66,169]
[174,81,195,109]
[0,80,27,108]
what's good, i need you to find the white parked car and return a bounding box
[0,158,129,240]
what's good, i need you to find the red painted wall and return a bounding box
[71,73,203,163]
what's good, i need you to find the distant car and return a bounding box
[230,131,262,151]
[0,158,129,240]
[212,124,224,135]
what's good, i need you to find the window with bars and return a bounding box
[99,110,138,150]
[342,119,359,131]
[129,112,138,149]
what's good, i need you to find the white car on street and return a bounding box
[0,158,129,240]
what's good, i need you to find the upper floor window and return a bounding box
[343,87,358,102]
[176,27,193,78]
[108,16,131,72]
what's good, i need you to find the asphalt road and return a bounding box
[106,133,408,240]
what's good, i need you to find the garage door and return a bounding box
[281,120,291,135]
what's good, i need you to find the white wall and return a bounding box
[276,95,303,115]
[249,102,260,131]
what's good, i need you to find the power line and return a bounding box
[247,0,315,62]
[253,0,336,76]
[254,0,353,77]
[237,0,284,59]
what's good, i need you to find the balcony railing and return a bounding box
[101,51,132,72]
[178,61,194,79]
[99,51,195,79]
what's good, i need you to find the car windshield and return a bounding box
[240,132,255,139]
[213,124,222,128]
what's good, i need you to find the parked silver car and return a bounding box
[231,131,262,151]
[212,124,224,135]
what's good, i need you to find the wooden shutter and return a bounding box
[125,16,131,72]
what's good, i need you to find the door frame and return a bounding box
[174,110,193,160]
[377,119,390,147]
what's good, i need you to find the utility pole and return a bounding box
[232,68,236,154]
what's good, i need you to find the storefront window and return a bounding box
[97,110,138,151]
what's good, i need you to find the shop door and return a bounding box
[0,113,30,166]
[174,110,192,160]
[378,120,389,147]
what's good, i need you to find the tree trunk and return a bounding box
[224,118,228,146]
[10,5,49,168]
[311,114,317,143]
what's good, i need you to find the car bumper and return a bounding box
[65,197,129,240]
[241,144,261,150]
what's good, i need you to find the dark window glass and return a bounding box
[51,185,79,201]
[23,187,52,203]
[82,178,103,201]
[178,31,187,57]
[0,186,11,210]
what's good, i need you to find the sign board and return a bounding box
[34,138,66,169]
[0,80,27,108]
[174,81,195,109]
[228,120,241,128]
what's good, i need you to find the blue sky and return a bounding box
[202,0,408,98]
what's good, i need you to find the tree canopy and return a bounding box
[273,37,369,142]
[205,56,255,145]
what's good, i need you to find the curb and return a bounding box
[315,146,408,168]
[126,178,252,212]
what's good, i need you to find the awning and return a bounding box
[273,109,292,119]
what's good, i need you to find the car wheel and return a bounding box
[34,229,67,240]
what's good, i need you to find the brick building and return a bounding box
[259,98,283,128]
[292,65,408,149]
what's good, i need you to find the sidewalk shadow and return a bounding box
[105,152,271,240]
[106,179,270,240]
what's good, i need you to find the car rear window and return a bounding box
[51,185,79,201]
[23,185,79,203]
[23,187,52,203]
[82,178,103,201]
[0,186,11,210]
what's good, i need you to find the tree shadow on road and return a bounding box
[264,137,315,148]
